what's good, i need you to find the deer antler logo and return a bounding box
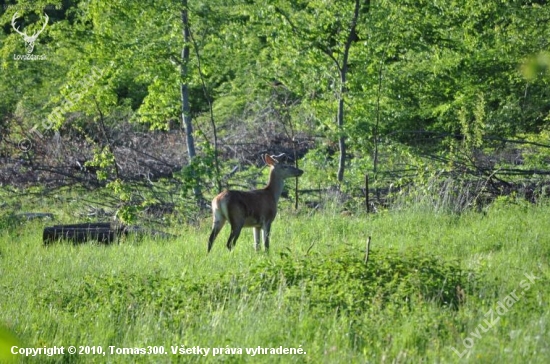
[11,12,49,54]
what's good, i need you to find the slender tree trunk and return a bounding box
[190,29,221,193]
[294,141,299,210]
[373,58,384,174]
[336,78,347,184]
[336,0,361,184]
[181,0,201,200]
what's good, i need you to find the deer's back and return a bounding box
[213,189,277,227]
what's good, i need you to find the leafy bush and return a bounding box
[248,248,473,315]
[44,248,474,321]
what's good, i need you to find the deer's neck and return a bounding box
[264,172,285,202]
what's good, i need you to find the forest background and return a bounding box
[0,0,549,217]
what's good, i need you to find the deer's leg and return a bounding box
[207,217,226,253]
[226,222,243,251]
[253,227,261,251]
[262,222,272,252]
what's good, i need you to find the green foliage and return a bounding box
[86,146,116,181]
[300,146,339,187]
[523,51,550,81]
[2,0,550,195]
[0,211,18,232]
[458,93,485,151]
[0,326,20,363]
[176,140,219,197]
[48,247,472,320]
[106,179,142,224]
[488,193,532,213]
[252,248,472,312]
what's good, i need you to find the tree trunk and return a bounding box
[373,57,384,174]
[181,0,201,200]
[336,0,361,184]
[190,28,222,193]
[336,93,346,183]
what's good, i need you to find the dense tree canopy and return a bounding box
[1,0,549,198]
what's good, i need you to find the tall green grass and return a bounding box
[1,200,549,363]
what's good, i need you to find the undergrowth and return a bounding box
[2,197,549,363]
[44,248,474,320]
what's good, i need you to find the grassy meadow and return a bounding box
[1,198,549,363]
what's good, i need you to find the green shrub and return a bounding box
[44,248,474,321]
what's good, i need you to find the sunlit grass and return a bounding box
[1,200,549,363]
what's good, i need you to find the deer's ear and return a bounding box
[264,154,277,166]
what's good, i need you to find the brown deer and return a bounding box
[208,154,303,253]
